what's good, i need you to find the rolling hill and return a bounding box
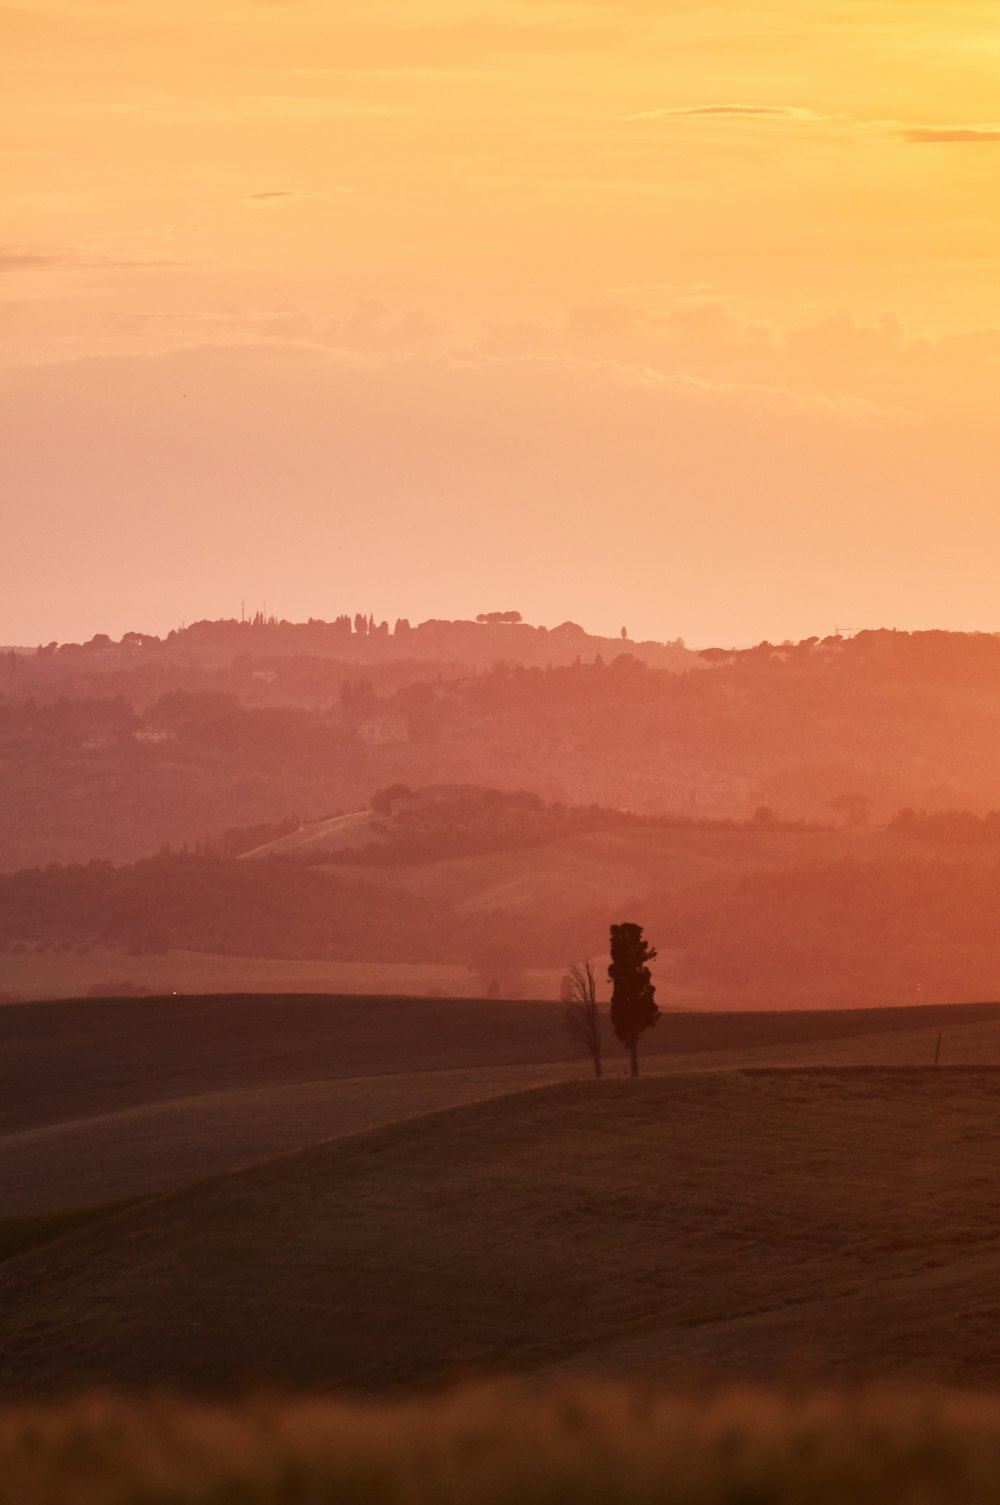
[12,814,1000,1009]
[4,1065,1000,1396]
[245,808,391,859]
[0,947,554,1005]
[14,622,1000,874]
[7,992,998,1138]
[5,993,1000,1215]
[297,825,899,917]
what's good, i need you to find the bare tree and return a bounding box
[564,960,603,1078]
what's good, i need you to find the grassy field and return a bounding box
[0,1199,138,1264]
[0,947,566,1003]
[5,995,1000,1213]
[9,993,1000,1133]
[4,1385,1000,1504]
[256,821,1000,918]
[272,824,906,917]
[0,1062,590,1213]
[4,1068,1000,1396]
[0,993,580,1135]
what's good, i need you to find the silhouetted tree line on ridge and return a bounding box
[11,615,1000,871]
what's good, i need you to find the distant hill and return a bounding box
[9,618,1000,1011]
[9,799,1000,1006]
[16,610,695,685]
[241,786,642,863]
[8,620,1000,868]
[245,808,391,858]
[4,1069,1000,1395]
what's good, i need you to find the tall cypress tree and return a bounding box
[609,922,659,1076]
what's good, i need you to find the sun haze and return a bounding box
[4,0,1000,644]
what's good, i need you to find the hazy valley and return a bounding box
[7,616,1000,1009]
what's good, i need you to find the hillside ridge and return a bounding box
[4,1069,1000,1396]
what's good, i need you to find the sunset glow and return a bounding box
[5,0,1000,643]
[13,5,1000,1452]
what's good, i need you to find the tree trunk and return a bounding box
[629,1040,638,1077]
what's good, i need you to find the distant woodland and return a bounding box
[7,615,1000,1008]
[3,781,1000,1008]
[4,617,1000,869]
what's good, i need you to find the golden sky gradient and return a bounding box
[4,1,1000,643]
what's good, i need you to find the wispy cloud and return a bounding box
[632,104,825,122]
[0,246,183,272]
[901,127,1000,143]
[246,186,355,201]
[631,108,1000,148]
[0,251,60,271]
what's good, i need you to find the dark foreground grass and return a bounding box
[8,1070,1000,1396]
[0,1199,139,1266]
[7,993,1000,1137]
[3,1385,1000,1504]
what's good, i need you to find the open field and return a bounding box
[6,992,1000,1135]
[0,947,566,1004]
[4,1068,1000,1396]
[4,1386,1000,1505]
[258,824,916,915]
[0,1063,587,1213]
[5,995,1000,1212]
[256,821,1000,917]
[0,1200,138,1264]
[0,994,580,1135]
[243,807,390,858]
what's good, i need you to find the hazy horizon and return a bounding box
[7,2,1000,646]
[6,605,1000,657]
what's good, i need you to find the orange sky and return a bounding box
[4,1,1000,645]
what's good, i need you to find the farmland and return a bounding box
[3,993,1000,1397]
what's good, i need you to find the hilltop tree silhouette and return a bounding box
[609,922,659,1076]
